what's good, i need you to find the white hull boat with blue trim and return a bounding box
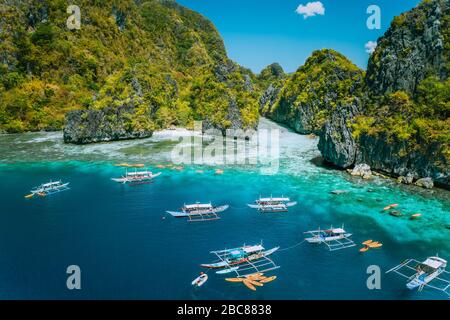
[167,203,229,222]
[200,243,280,277]
[248,196,297,212]
[112,170,161,184]
[304,225,356,251]
[27,180,70,198]
[387,256,450,296]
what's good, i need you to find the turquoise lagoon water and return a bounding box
[0,119,448,300]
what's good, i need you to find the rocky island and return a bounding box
[0,0,448,187]
[259,0,449,188]
[0,0,259,143]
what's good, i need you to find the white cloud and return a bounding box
[365,41,378,54]
[295,2,325,19]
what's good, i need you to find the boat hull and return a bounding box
[112,172,161,184]
[306,234,353,243]
[31,182,70,195]
[248,201,297,212]
[167,205,229,218]
[201,247,280,269]
[406,270,442,290]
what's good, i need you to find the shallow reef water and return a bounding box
[0,119,448,299]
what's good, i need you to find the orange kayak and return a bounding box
[243,280,256,291]
[369,242,383,249]
[247,279,263,287]
[260,276,277,283]
[384,204,399,211]
[246,273,264,280]
[410,213,422,220]
[225,278,244,283]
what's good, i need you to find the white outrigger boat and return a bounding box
[387,256,450,296]
[111,170,161,184]
[201,242,280,277]
[166,203,229,222]
[26,180,70,198]
[248,196,297,213]
[304,225,356,251]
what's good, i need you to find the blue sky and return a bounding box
[177,0,421,73]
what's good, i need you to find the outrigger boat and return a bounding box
[111,170,161,184]
[387,256,450,296]
[248,196,297,213]
[26,180,70,198]
[201,243,280,278]
[304,225,356,251]
[166,203,229,222]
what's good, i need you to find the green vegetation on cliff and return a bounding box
[366,0,449,95]
[256,63,287,115]
[267,49,364,133]
[0,0,259,134]
[353,0,449,176]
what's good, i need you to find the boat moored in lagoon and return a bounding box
[387,256,450,295]
[304,225,356,251]
[247,196,297,212]
[26,180,70,198]
[112,170,161,184]
[166,203,229,222]
[201,243,280,277]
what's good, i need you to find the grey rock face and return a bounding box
[397,172,415,185]
[266,50,364,135]
[415,177,434,189]
[318,99,361,168]
[63,105,153,144]
[351,164,373,179]
[356,133,448,187]
[270,96,320,134]
[243,74,253,92]
[317,0,449,189]
[258,63,286,115]
[112,8,126,31]
[259,83,282,114]
[214,60,237,83]
[366,0,447,95]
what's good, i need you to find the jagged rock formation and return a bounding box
[318,99,361,168]
[349,164,373,180]
[366,0,448,95]
[0,0,259,143]
[266,50,364,134]
[415,177,435,189]
[258,63,286,115]
[63,105,153,144]
[317,0,449,188]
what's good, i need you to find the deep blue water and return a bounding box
[0,122,448,300]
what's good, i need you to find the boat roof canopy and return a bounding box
[326,228,346,234]
[259,197,290,202]
[41,181,62,187]
[185,204,213,209]
[243,245,264,253]
[423,257,447,269]
[126,171,151,176]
